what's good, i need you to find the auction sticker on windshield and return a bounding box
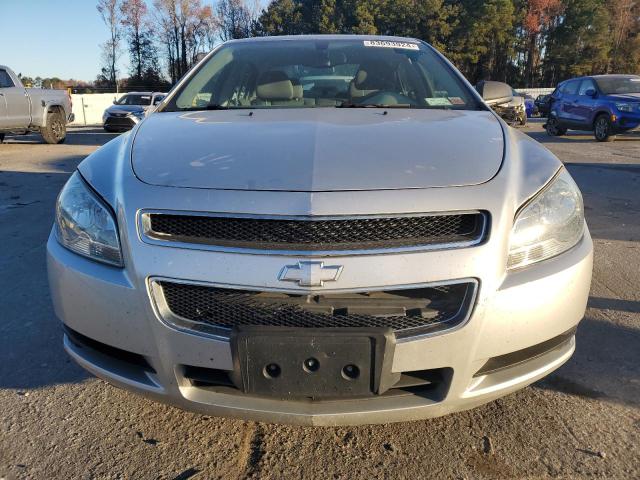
[425,97,452,106]
[363,40,419,50]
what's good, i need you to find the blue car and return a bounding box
[545,74,640,142]
[516,90,536,118]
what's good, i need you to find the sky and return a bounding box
[1,0,270,83]
[0,0,133,82]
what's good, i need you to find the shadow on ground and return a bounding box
[2,129,119,146]
[0,162,91,389]
[536,313,640,408]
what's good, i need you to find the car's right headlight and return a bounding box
[55,172,123,267]
[615,102,634,113]
[507,168,584,270]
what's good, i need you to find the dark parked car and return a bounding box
[535,94,551,117]
[102,92,166,132]
[545,75,640,142]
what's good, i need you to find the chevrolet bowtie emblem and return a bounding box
[278,261,343,287]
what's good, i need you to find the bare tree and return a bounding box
[217,0,255,41]
[97,0,123,88]
[121,0,149,80]
[188,5,219,63]
[154,0,218,83]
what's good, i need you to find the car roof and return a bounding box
[561,74,640,84]
[591,74,640,79]
[224,34,423,44]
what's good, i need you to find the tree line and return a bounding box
[96,0,640,90]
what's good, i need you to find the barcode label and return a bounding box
[363,40,419,50]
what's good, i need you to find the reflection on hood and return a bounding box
[106,104,147,114]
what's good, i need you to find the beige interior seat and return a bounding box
[349,61,396,100]
[349,70,377,98]
[253,71,304,106]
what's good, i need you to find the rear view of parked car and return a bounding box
[103,92,165,132]
[546,74,640,142]
[0,65,74,144]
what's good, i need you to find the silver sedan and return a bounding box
[47,35,592,426]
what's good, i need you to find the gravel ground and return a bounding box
[0,123,638,479]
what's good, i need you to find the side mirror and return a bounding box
[584,88,596,97]
[475,81,513,106]
[113,99,117,104]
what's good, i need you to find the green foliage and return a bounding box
[543,0,611,84]
[254,0,640,86]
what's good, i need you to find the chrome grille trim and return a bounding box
[138,210,488,256]
[148,277,478,342]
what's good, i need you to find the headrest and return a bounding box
[354,70,367,86]
[350,69,373,98]
[291,78,304,100]
[257,71,294,100]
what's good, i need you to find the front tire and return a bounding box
[41,110,66,144]
[594,114,615,142]
[545,117,567,136]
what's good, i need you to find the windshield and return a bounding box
[116,94,152,105]
[595,76,640,95]
[163,39,481,111]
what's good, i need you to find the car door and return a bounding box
[0,69,12,127]
[0,68,30,128]
[574,78,598,127]
[556,80,580,124]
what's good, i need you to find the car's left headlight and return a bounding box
[55,172,123,267]
[508,168,584,270]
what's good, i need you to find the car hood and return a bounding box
[606,93,640,103]
[107,105,146,114]
[505,96,525,108]
[132,109,504,192]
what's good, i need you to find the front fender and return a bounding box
[77,130,137,207]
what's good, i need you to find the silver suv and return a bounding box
[47,36,592,426]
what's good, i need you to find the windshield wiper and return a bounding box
[336,102,418,109]
[163,104,232,112]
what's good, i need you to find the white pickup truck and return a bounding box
[0,65,74,144]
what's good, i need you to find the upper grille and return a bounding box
[144,212,486,252]
[156,281,475,338]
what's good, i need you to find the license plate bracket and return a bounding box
[231,327,397,399]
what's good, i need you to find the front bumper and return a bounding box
[103,115,136,131]
[47,227,592,425]
[613,111,640,132]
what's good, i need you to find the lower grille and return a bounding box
[182,364,452,401]
[105,117,134,128]
[155,280,476,339]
